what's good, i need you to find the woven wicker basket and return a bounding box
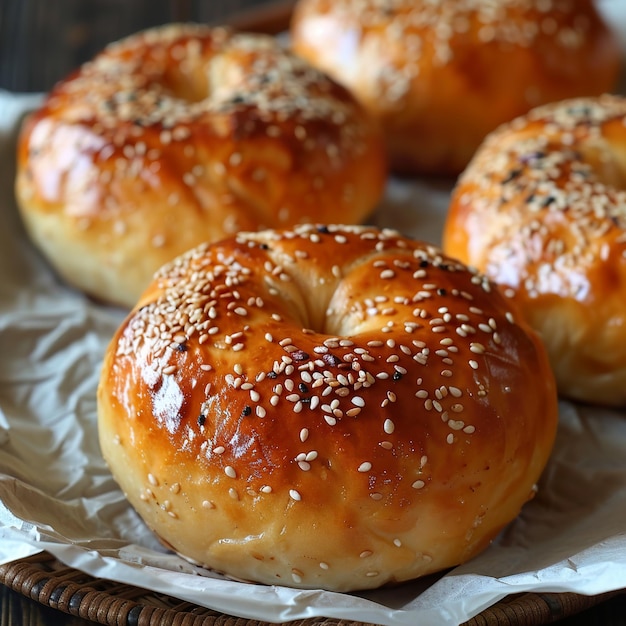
[0,552,624,626]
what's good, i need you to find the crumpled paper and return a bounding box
[2,4,626,622]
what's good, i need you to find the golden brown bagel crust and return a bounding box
[290,0,622,175]
[444,95,626,406]
[97,224,558,592]
[15,24,386,308]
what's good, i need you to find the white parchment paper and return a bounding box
[2,4,626,623]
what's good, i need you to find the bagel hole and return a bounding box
[582,141,626,190]
[305,253,396,338]
[161,70,210,104]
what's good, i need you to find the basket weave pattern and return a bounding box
[1,552,624,626]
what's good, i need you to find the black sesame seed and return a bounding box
[198,414,206,426]
[260,243,270,250]
[323,353,341,367]
[437,288,447,296]
[393,371,403,381]
[502,169,522,184]
[176,343,187,352]
[317,225,330,234]
[520,151,545,164]
[241,405,252,417]
[267,371,278,379]
[298,383,309,393]
[420,259,429,268]
[292,350,310,362]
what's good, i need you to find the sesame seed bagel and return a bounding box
[444,94,626,406]
[290,0,622,175]
[97,224,558,592]
[15,24,386,308]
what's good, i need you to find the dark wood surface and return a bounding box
[0,0,296,92]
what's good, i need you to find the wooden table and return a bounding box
[0,0,296,93]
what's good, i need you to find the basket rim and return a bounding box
[1,552,625,626]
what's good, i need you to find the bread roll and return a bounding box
[15,24,386,308]
[98,224,558,591]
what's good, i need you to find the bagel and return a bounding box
[15,24,386,308]
[290,0,622,175]
[97,223,558,592]
[444,94,626,406]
